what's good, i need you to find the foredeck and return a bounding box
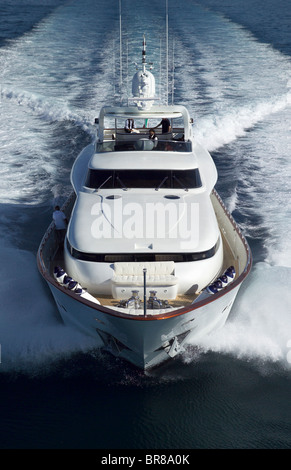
[51,225,237,310]
[37,186,249,317]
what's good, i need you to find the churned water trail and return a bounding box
[168,2,291,368]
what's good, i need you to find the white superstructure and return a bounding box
[64,37,222,299]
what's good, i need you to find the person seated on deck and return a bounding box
[149,128,158,141]
[154,117,171,134]
[148,128,158,148]
[124,118,140,134]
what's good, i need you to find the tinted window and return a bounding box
[85,169,202,190]
[66,239,219,263]
[96,140,192,153]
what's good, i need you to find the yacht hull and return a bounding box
[46,268,242,370]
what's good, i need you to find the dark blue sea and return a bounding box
[1,0,291,455]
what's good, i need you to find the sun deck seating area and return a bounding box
[97,128,188,153]
[111,261,178,300]
[115,130,173,141]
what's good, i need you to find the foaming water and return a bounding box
[0,0,116,206]
[184,108,291,368]
[170,5,291,149]
[184,263,291,370]
[194,95,291,152]
[167,3,291,370]
[0,239,98,374]
[0,1,118,376]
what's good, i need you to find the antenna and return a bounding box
[166,0,169,105]
[126,39,129,103]
[113,39,116,100]
[172,38,175,104]
[119,0,122,104]
[142,34,146,73]
[159,38,162,101]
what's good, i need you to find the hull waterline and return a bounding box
[47,279,242,369]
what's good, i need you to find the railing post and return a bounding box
[143,268,147,316]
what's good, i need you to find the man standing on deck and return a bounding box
[53,205,68,247]
[154,117,171,134]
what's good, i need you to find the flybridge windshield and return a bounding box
[85,169,202,190]
[96,140,192,153]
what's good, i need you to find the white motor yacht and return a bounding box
[37,37,252,370]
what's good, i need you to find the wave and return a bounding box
[194,0,291,57]
[0,0,67,47]
[194,93,291,152]
[184,262,291,370]
[0,240,98,374]
[1,86,94,132]
[0,1,115,205]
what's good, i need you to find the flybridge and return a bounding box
[95,104,193,142]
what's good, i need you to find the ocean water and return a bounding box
[0,0,291,451]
